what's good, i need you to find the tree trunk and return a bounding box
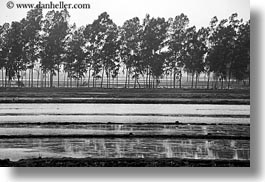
[106,71,108,88]
[165,74,168,88]
[141,75,144,88]
[191,72,194,89]
[76,73,79,88]
[50,71,53,88]
[20,71,23,87]
[17,74,20,87]
[214,77,218,89]
[42,71,44,88]
[141,76,143,88]
[128,68,131,88]
[106,71,109,88]
[1,68,4,87]
[67,75,69,88]
[31,68,33,87]
[145,69,148,88]
[137,79,140,88]
[63,72,66,87]
[116,74,118,88]
[125,68,128,88]
[179,74,182,89]
[109,69,111,88]
[100,68,104,88]
[228,68,232,89]
[24,70,27,87]
[47,73,50,87]
[37,71,39,88]
[28,69,31,87]
[39,71,41,88]
[4,69,7,87]
[148,68,151,88]
[197,73,200,87]
[57,68,60,88]
[106,72,108,88]
[173,70,175,89]
[88,68,91,88]
[195,73,198,89]
[92,75,95,88]
[134,74,137,88]
[151,76,153,88]
[170,71,173,88]
[8,73,11,87]
[66,75,70,88]
[44,72,46,88]
[207,72,210,89]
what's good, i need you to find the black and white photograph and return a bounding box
[0,0,250,167]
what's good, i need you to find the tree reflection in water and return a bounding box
[0,138,250,161]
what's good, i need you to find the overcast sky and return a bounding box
[0,0,249,28]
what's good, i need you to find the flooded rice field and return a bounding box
[0,104,250,162]
[0,138,250,161]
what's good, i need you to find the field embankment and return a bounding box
[0,88,250,104]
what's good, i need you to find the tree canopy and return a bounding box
[0,9,250,89]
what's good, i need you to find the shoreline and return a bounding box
[0,157,250,167]
[0,87,250,104]
[0,97,250,105]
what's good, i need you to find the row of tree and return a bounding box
[0,8,250,89]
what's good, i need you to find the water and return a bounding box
[0,104,250,124]
[0,138,250,161]
[0,123,249,136]
[0,103,250,161]
[0,103,250,116]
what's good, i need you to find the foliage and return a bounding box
[0,9,250,89]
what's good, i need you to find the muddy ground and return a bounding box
[0,157,250,167]
[0,88,250,104]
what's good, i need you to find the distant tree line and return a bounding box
[0,8,250,89]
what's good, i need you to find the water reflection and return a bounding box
[0,123,250,137]
[0,138,250,161]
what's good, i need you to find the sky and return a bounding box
[0,0,250,28]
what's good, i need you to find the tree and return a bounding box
[21,8,43,87]
[204,16,218,89]
[120,17,143,88]
[101,20,120,88]
[84,23,101,88]
[183,26,208,88]
[84,12,120,88]
[141,15,169,88]
[4,22,25,86]
[207,13,243,89]
[231,20,250,84]
[64,26,86,87]
[41,9,70,87]
[168,14,189,88]
[0,23,9,87]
